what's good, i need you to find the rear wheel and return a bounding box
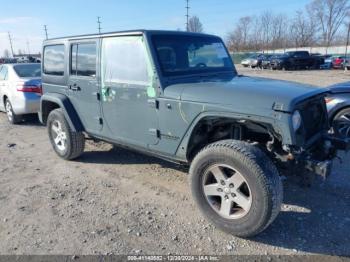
[190,140,283,237]
[47,108,85,160]
[5,99,21,124]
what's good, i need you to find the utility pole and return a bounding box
[26,40,31,55]
[185,0,190,31]
[345,22,350,61]
[44,25,48,40]
[97,16,102,34]
[7,32,14,57]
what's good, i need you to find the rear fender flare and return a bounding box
[40,93,84,132]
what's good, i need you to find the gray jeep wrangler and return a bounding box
[39,30,348,237]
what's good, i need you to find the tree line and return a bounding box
[226,0,350,53]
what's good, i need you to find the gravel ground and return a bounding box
[237,65,350,87]
[0,68,349,256]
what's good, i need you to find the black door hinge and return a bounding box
[99,118,103,125]
[149,128,160,138]
[148,99,159,109]
[97,92,101,101]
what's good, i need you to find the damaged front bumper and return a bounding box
[305,159,332,179]
[290,135,350,180]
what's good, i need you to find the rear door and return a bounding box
[67,40,102,134]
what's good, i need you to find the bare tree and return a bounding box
[226,16,252,51]
[226,30,243,52]
[270,14,288,50]
[250,16,263,51]
[289,10,316,48]
[238,16,252,48]
[308,0,350,52]
[260,11,274,50]
[188,16,204,33]
[3,49,10,58]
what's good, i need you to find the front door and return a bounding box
[100,35,158,146]
[68,40,102,134]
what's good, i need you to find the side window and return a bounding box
[102,36,150,85]
[0,66,8,80]
[70,42,96,77]
[43,45,65,76]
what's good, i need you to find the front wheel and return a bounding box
[47,108,85,160]
[189,140,283,237]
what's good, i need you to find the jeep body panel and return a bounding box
[67,38,102,134]
[162,76,326,113]
[40,30,337,165]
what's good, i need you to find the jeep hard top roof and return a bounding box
[43,30,220,43]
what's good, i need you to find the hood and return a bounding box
[163,76,326,113]
[328,81,350,94]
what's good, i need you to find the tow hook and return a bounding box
[305,159,332,180]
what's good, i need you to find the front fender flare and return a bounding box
[175,111,291,161]
[40,93,84,132]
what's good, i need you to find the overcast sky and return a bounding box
[0,0,311,56]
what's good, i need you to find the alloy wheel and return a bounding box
[202,164,252,220]
[51,120,67,151]
[5,101,13,122]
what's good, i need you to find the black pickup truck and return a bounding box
[270,51,324,70]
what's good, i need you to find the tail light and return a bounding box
[16,82,42,94]
[334,58,343,64]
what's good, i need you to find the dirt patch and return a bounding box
[237,65,349,87]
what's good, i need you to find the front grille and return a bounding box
[297,97,328,142]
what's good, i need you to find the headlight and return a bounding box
[292,110,302,131]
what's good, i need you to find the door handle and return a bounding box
[69,83,81,91]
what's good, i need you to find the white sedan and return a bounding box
[0,63,42,124]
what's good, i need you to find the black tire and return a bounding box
[5,98,21,124]
[47,108,85,160]
[189,140,283,237]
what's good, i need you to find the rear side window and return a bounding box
[0,66,8,80]
[14,64,41,77]
[70,42,96,77]
[43,45,65,76]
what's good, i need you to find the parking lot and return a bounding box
[0,68,349,256]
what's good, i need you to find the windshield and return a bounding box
[152,34,234,76]
[13,64,41,77]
